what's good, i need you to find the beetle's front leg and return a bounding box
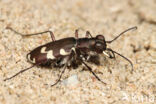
[82,61,107,85]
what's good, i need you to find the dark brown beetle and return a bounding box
[4,26,137,86]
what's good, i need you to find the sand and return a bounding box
[0,0,156,104]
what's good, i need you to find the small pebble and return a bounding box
[62,74,79,87]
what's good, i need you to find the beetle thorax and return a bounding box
[76,36,107,54]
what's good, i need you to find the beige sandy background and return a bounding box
[0,0,156,104]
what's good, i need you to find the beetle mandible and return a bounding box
[4,26,137,86]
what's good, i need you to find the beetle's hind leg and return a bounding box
[6,27,55,41]
[4,65,35,81]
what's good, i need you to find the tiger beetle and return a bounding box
[4,26,137,86]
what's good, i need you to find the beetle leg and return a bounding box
[51,62,68,87]
[82,61,107,85]
[6,27,55,41]
[51,52,74,86]
[75,29,79,39]
[86,31,93,38]
[75,29,93,38]
[4,65,35,81]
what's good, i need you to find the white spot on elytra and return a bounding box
[60,48,70,55]
[28,54,31,61]
[47,50,55,59]
[27,54,35,63]
[40,47,55,59]
[41,47,47,53]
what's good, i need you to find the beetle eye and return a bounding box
[96,35,105,41]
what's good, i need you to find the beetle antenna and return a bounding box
[107,48,134,73]
[106,26,137,43]
[4,65,35,81]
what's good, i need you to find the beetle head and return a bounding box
[92,35,107,53]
